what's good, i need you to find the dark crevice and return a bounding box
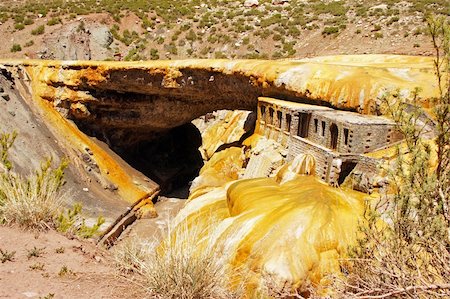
[338,161,358,185]
[215,111,257,153]
[116,123,203,197]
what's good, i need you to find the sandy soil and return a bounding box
[0,226,148,299]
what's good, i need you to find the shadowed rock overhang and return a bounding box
[0,55,438,147]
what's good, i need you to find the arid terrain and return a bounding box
[0,226,147,299]
[0,0,448,61]
[0,1,449,299]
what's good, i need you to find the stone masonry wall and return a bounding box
[257,98,400,186]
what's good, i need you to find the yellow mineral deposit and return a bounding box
[194,110,252,160]
[174,153,369,294]
[0,55,439,293]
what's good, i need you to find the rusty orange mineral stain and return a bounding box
[0,55,439,114]
[23,64,158,211]
[0,56,441,294]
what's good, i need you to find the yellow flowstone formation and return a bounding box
[174,153,368,294]
[0,55,438,213]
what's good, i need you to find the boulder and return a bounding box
[90,26,113,48]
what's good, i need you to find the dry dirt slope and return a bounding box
[0,0,447,61]
[0,226,147,299]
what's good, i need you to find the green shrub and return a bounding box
[186,29,197,42]
[0,132,103,235]
[150,48,159,60]
[10,44,22,52]
[156,36,164,45]
[56,203,105,238]
[14,23,25,30]
[322,26,339,35]
[214,51,227,59]
[47,17,61,26]
[374,32,383,39]
[24,40,34,47]
[339,16,450,298]
[0,155,67,230]
[24,18,34,25]
[386,16,400,26]
[31,25,45,35]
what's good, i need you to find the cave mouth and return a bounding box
[72,107,257,200]
[117,123,204,198]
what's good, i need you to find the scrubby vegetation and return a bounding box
[337,16,450,298]
[0,131,103,237]
[113,222,243,299]
[0,0,448,60]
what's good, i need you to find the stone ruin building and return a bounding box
[256,97,404,190]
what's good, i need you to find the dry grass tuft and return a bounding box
[1,130,69,230]
[113,236,151,274]
[114,221,242,299]
[0,157,68,230]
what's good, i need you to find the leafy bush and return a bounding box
[24,18,34,25]
[56,203,105,238]
[0,155,68,230]
[0,132,104,236]
[374,32,383,39]
[14,23,25,30]
[150,48,159,60]
[47,17,61,26]
[31,25,45,35]
[322,26,339,35]
[10,44,22,52]
[24,40,34,47]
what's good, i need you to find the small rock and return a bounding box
[70,102,91,119]
[244,0,259,7]
[22,292,39,298]
[1,93,10,101]
[8,111,15,117]
[85,147,93,156]
[272,0,289,5]
[83,187,89,192]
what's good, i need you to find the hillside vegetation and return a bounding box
[0,0,448,60]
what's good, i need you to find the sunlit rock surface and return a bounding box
[192,110,255,160]
[174,154,368,294]
[0,55,438,240]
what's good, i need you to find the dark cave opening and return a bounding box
[118,123,204,198]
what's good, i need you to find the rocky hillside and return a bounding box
[0,0,448,61]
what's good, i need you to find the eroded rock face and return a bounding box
[40,22,113,60]
[192,110,256,160]
[0,55,440,221]
[2,55,437,149]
